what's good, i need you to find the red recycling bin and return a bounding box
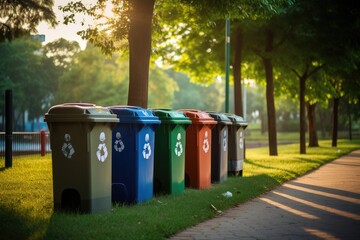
[180,110,217,189]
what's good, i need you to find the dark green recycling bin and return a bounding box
[152,109,191,195]
[44,103,119,213]
[224,114,248,176]
[207,112,231,183]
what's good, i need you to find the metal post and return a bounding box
[5,89,13,168]
[40,129,46,156]
[225,18,230,113]
[243,83,247,120]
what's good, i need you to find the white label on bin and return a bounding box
[175,133,183,157]
[97,132,108,162]
[62,133,75,159]
[142,133,152,159]
[202,131,209,153]
[114,132,125,152]
[142,110,149,116]
[239,131,244,149]
[223,129,227,151]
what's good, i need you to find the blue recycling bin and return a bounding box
[108,106,160,204]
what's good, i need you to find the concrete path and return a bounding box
[169,150,360,240]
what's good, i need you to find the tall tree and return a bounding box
[128,0,155,107]
[288,0,360,149]
[61,0,155,107]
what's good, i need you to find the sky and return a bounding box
[35,0,97,49]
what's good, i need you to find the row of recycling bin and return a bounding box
[44,103,248,213]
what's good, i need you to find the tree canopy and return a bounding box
[0,0,56,42]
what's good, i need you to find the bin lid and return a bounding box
[108,106,160,125]
[206,112,232,125]
[151,109,191,125]
[224,113,248,128]
[180,109,217,125]
[44,103,119,123]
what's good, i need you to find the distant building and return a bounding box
[31,34,45,43]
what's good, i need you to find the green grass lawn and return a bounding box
[1,139,359,240]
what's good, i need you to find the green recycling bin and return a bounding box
[152,109,191,195]
[44,103,119,213]
[224,114,248,176]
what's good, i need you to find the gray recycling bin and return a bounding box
[207,112,231,183]
[224,114,248,176]
[44,103,119,213]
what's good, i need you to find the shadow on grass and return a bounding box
[245,158,299,176]
[0,205,49,239]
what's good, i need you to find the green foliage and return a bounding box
[0,38,59,127]
[0,140,359,239]
[54,44,128,106]
[43,38,81,68]
[170,71,225,112]
[148,67,179,108]
[54,44,179,107]
[154,0,294,86]
[0,0,56,42]
[59,0,130,56]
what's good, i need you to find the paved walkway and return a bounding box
[169,150,360,240]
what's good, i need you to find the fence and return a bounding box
[0,132,51,160]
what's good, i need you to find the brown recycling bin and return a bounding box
[44,103,118,213]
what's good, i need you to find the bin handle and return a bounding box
[63,103,95,107]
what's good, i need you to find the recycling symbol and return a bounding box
[114,132,125,152]
[61,133,75,159]
[97,132,108,162]
[239,131,244,149]
[142,133,152,160]
[202,131,210,153]
[174,133,183,157]
[223,129,227,151]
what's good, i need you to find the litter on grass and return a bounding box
[222,191,233,198]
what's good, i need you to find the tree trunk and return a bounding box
[263,29,277,156]
[299,76,306,154]
[233,28,243,117]
[127,0,155,108]
[348,103,352,140]
[332,97,339,147]
[306,102,319,147]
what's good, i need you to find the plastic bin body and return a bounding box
[152,109,191,195]
[44,103,118,213]
[225,114,248,176]
[181,110,217,189]
[207,112,231,183]
[109,106,160,204]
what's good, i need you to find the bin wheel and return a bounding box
[185,173,190,188]
[61,189,81,212]
[228,171,240,177]
[153,178,162,194]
